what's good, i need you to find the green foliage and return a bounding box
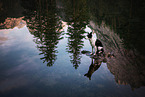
[24,0,63,66]
[88,0,145,55]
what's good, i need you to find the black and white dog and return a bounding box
[87,32,104,55]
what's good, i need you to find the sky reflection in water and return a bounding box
[0,22,145,97]
[0,0,145,96]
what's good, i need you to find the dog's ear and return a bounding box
[87,32,92,38]
[87,32,92,34]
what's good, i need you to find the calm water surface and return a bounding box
[0,23,144,97]
[0,0,145,97]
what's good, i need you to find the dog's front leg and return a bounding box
[90,46,93,55]
[94,46,97,55]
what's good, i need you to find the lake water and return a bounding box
[0,0,145,97]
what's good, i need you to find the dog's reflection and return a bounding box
[84,53,114,80]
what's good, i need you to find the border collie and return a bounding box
[87,32,104,55]
[84,58,102,80]
[84,52,114,80]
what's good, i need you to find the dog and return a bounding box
[87,32,104,55]
[84,52,114,80]
[84,58,102,80]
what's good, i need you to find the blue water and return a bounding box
[0,25,145,97]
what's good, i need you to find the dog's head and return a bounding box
[87,32,92,39]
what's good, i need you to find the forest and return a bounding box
[1,0,145,55]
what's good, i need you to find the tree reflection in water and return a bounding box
[63,0,89,69]
[66,21,86,69]
[12,0,145,89]
[24,0,63,66]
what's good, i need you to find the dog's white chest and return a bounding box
[98,46,103,50]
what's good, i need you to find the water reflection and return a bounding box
[88,0,145,55]
[90,21,145,89]
[87,0,145,89]
[23,0,63,66]
[62,0,90,69]
[82,50,114,80]
[0,0,145,96]
[0,0,24,24]
[66,22,86,69]
[84,57,102,80]
[0,17,26,29]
